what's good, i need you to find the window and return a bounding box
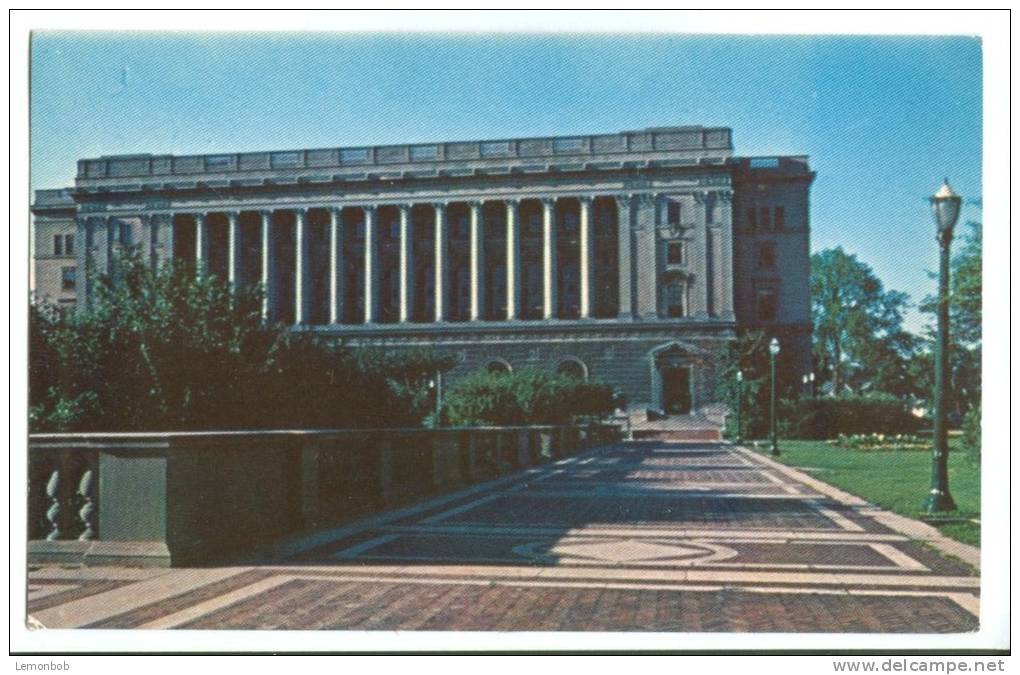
[562,212,579,232]
[61,266,76,291]
[119,221,132,245]
[774,206,785,229]
[756,287,777,322]
[759,206,772,231]
[53,234,63,255]
[665,279,687,318]
[667,241,685,266]
[746,207,757,229]
[526,212,543,235]
[757,242,777,269]
[487,360,512,375]
[667,200,682,227]
[64,234,74,255]
[557,359,587,380]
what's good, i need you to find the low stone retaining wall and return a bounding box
[27,423,619,567]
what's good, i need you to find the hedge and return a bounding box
[778,394,922,440]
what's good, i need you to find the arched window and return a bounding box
[487,359,512,375]
[557,358,588,381]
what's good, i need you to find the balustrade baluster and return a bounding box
[78,465,97,541]
[45,467,62,541]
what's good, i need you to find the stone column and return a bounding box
[329,208,343,325]
[718,191,735,320]
[616,195,633,318]
[260,211,277,322]
[75,216,91,310]
[469,201,485,321]
[398,204,414,323]
[434,202,449,322]
[542,198,557,319]
[105,216,117,276]
[154,214,174,269]
[195,213,208,272]
[579,196,594,319]
[633,194,659,318]
[294,208,310,325]
[691,195,710,317]
[363,206,380,323]
[227,211,241,291]
[505,199,521,320]
[145,214,159,271]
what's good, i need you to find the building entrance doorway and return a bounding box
[661,366,692,415]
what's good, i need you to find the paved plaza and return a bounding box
[27,441,979,632]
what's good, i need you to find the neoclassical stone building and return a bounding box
[34,125,814,414]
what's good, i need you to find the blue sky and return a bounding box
[30,32,982,333]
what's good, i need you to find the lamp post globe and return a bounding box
[924,179,960,514]
[768,337,780,456]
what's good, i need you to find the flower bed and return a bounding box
[827,433,929,451]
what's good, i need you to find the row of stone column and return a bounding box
[78,193,698,323]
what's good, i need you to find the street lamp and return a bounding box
[802,373,809,398]
[924,179,960,514]
[735,370,743,444]
[769,337,781,456]
[429,372,444,429]
[809,372,816,397]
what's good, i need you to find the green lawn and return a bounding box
[750,439,981,547]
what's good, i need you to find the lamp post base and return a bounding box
[923,490,957,514]
[771,442,780,457]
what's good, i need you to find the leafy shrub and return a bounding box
[29,254,452,432]
[442,368,615,426]
[779,394,922,440]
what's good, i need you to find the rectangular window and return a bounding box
[64,234,74,255]
[667,201,682,226]
[759,206,772,231]
[756,287,777,322]
[757,242,777,268]
[53,234,63,255]
[774,206,785,229]
[667,241,685,265]
[61,266,76,291]
[527,212,543,235]
[747,207,757,229]
[666,281,686,318]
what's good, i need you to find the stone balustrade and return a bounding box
[27,423,620,567]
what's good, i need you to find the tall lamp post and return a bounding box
[924,179,960,514]
[735,370,743,444]
[769,337,781,456]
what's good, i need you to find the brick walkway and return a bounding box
[27,441,980,632]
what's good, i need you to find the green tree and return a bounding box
[918,220,982,415]
[28,253,447,432]
[716,330,801,439]
[810,247,910,396]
